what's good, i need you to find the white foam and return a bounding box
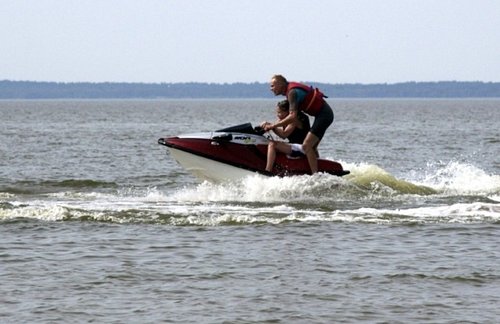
[0,192,15,199]
[3,195,499,225]
[168,173,347,203]
[417,161,500,195]
[0,202,68,221]
[343,202,500,223]
[3,161,498,225]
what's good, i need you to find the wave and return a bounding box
[415,161,500,195]
[343,163,436,195]
[2,198,499,226]
[1,161,499,226]
[169,161,500,203]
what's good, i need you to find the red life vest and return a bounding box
[286,82,327,116]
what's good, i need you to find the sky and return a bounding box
[1,0,499,84]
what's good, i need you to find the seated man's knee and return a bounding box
[302,142,313,153]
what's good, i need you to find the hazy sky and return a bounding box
[2,0,499,84]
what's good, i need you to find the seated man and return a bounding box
[261,100,310,173]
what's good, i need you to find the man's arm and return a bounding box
[265,89,299,131]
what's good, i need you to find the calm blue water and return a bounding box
[1,99,500,323]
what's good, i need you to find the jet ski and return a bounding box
[158,123,349,182]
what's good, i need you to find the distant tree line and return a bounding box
[1,80,499,99]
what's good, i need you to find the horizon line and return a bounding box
[2,79,500,85]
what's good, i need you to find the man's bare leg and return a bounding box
[302,132,320,173]
[266,141,277,172]
[266,142,295,172]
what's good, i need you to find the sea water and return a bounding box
[1,99,499,323]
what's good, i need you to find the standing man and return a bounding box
[264,74,334,173]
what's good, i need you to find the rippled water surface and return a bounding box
[1,99,500,323]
